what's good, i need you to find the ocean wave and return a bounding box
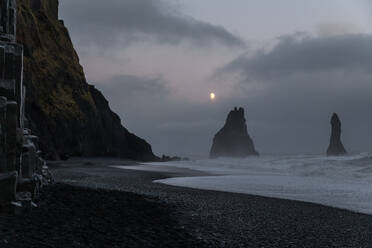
[146,153,372,215]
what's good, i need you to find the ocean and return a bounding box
[119,153,372,215]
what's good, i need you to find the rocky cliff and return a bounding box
[210,107,259,158]
[327,113,347,156]
[16,0,157,161]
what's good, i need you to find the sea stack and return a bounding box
[210,107,259,158]
[327,113,347,156]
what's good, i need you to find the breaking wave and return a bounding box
[145,153,372,214]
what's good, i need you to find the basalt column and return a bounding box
[0,0,19,206]
[0,0,51,210]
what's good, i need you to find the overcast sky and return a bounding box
[60,0,372,156]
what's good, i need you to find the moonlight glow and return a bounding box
[210,92,216,100]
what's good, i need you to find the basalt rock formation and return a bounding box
[327,113,347,156]
[0,0,52,211]
[210,107,259,158]
[16,0,157,161]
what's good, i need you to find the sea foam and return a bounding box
[119,153,372,214]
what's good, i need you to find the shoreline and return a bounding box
[117,160,372,216]
[3,158,372,247]
[52,158,372,247]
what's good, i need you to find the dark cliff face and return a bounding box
[16,0,158,161]
[210,107,259,158]
[327,113,347,156]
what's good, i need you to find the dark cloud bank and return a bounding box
[60,0,245,47]
[222,33,372,80]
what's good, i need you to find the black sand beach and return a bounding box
[2,158,372,247]
[0,184,209,248]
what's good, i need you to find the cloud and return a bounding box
[60,0,245,48]
[220,33,372,82]
[316,22,362,37]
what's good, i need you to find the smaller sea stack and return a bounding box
[210,107,259,158]
[327,113,347,156]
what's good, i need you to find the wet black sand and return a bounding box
[2,158,372,247]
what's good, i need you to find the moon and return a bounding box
[210,92,216,100]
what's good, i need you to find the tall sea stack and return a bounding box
[327,113,347,156]
[210,107,258,158]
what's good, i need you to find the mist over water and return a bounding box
[131,153,372,214]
